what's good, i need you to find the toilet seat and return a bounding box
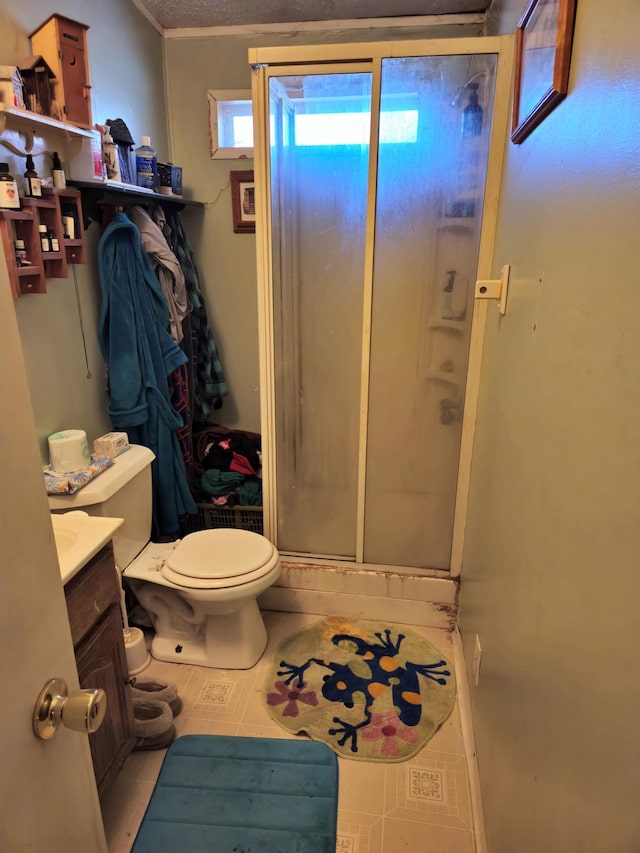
[160,528,279,590]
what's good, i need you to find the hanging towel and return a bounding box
[131,205,189,344]
[97,211,196,538]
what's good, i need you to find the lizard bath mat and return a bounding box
[263,617,456,762]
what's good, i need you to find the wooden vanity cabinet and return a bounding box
[64,543,135,800]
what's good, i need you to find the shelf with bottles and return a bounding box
[0,208,46,297]
[438,196,479,234]
[45,187,86,264]
[21,194,67,279]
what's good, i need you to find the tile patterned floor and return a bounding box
[102,611,475,853]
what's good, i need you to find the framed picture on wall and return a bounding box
[230,170,256,233]
[511,0,578,143]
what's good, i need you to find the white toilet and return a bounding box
[48,444,281,669]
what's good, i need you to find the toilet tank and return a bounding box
[48,444,156,570]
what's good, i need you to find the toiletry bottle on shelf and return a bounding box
[14,239,28,266]
[441,270,457,320]
[51,151,66,189]
[0,163,20,209]
[39,224,50,252]
[102,127,121,182]
[24,155,42,197]
[135,136,157,190]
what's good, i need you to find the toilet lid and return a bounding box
[161,528,278,589]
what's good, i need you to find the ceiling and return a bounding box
[133,0,492,32]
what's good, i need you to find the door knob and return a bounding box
[33,677,106,740]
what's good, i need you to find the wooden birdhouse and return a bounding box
[18,56,55,118]
[29,15,92,128]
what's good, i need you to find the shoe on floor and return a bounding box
[130,677,183,717]
[131,697,176,751]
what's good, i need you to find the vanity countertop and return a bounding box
[51,512,124,584]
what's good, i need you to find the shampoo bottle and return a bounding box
[461,83,483,138]
[135,136,157,190]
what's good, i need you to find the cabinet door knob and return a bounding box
[33,677,107,740]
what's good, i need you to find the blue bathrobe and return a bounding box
[97,212,196,538]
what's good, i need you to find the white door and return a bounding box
[0,258,107,850]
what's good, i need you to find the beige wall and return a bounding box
[0,0,168,459]
[459,0,640,849]
[163,21,484,432]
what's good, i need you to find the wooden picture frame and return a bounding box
[230,170,256,233]
[511,0,577,144]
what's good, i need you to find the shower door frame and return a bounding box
[250,35,514,579]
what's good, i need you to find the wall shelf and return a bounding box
[0,207,45,297]
[1,187,87,298]
[67,180,204,227]
[0,106,94,158]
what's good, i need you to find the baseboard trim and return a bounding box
[259,560,458,629]
[452,627,487,853]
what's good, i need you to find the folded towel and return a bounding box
[44,455,114,496]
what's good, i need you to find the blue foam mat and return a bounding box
[131,734,339,853]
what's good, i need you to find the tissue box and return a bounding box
[67,129,104,182]
[94,432,129,459]
[157,163,182,197]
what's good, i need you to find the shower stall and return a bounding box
[250,37,513,577]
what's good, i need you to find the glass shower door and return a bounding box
[269,71,373,557]
[364,55,496,569]
[262,47,500,570]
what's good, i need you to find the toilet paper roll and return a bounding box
[48,429,90,474]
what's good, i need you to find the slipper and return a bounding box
[131,697,175,751]
[133,722,176,752]
[130,678,183,717]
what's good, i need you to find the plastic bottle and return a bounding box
[52,151,66,189]
[102,128,121,182]
[14,239,28,266]
[24,154,42,197]
[38,224,50,253]
[0,162,20,209]
[461,83,483,138]
[135,136,157,190]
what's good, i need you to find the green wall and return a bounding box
[460,0,640,849]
